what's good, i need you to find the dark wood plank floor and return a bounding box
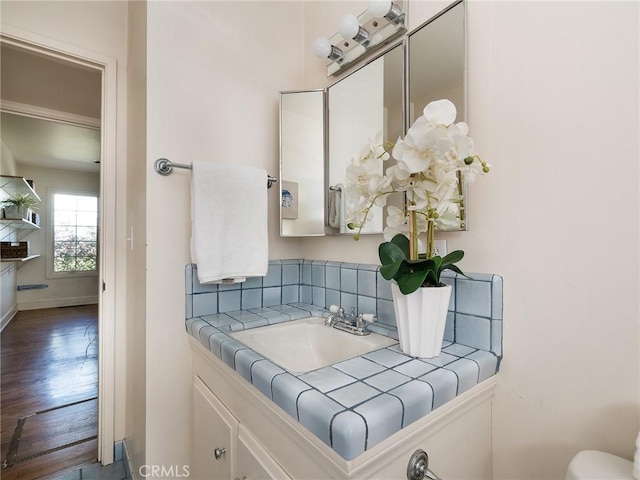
[1,305,99,479]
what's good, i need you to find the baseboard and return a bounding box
[18,296,99,311]
[0,304,18,332]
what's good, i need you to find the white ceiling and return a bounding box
[1,43,102,173]
[1,112,101,173]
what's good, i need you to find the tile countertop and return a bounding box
[186,303,499,461]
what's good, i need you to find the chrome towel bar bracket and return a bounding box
[154,158,277,189]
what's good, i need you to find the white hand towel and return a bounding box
[191,161,268,284]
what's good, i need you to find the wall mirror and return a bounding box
[327,43,404,235]
[279,90,326,237]
[407,0,467,230]
[279,0,467,236]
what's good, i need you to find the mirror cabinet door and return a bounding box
[279,90,326,237]
[327,43,404,235]
[408,0,467,230]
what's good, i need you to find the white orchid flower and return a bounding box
[344,98,489,249]
[423,99,457,126]
[435,206,461,230]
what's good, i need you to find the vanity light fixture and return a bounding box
[313,1,406,77]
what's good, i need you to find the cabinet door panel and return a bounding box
[368,398,492,479]
[193,377,238,480]
[236,425,291,480]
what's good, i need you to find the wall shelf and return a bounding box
[0,175,41,202]
[1,254,40,263]
[0,218,41,230]
[1,176,41,259]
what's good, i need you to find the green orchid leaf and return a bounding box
[406,258,437,275]
[390,234,410,257]
[379,241,407,267]
[397,269,429,294]
[405,258,430,267]
[425,269,439,286]
[443,264,468,277]
[380,260,404,280]
[440,250,464,267]
[432,255,442,272]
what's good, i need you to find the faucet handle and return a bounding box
[361,313,376,324]
[329,305,341,313]
[356,313,376,330]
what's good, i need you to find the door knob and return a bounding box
[214,447,227,460]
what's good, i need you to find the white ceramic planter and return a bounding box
[390,281,452,358]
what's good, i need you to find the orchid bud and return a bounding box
[464,156,474,165]
[347,222,356,230]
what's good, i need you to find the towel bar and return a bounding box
[154,158,277,189]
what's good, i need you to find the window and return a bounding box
[51,193,98,275]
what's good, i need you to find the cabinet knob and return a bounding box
[407,449,442,480]
[407,449,428,480]
[214,447,227,460]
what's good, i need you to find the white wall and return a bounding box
[468,3,639,478]
[125,0,147,473]
[0,264,17,330]
[14,165,100,310]
[145,0,305,469]
[1,140,17,176]
[302,2,640,479]
[1,140,19,328]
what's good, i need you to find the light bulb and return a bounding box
[368,0,392,18]
[313,37,331,58]
[313,37,342,60]
[339,14,369,43]
[339,14,360,39]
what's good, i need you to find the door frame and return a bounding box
[1,24,119,465]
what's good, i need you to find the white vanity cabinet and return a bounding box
[191,338,495,480]
[193,376,291,480]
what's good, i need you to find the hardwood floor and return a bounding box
[1,305,99,479]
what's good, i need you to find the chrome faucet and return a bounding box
[325,305,376,336]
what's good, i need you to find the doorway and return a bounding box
[0,26,118,468]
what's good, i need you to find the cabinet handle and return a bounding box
[214,447,227,460]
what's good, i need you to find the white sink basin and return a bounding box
[230,316,396,373]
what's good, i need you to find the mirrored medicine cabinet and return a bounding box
[279,0,466,237]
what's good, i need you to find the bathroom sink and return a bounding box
[230,316,396,373]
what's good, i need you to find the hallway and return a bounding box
[1,305,99,479]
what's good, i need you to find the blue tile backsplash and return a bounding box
[186,260,503,460]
